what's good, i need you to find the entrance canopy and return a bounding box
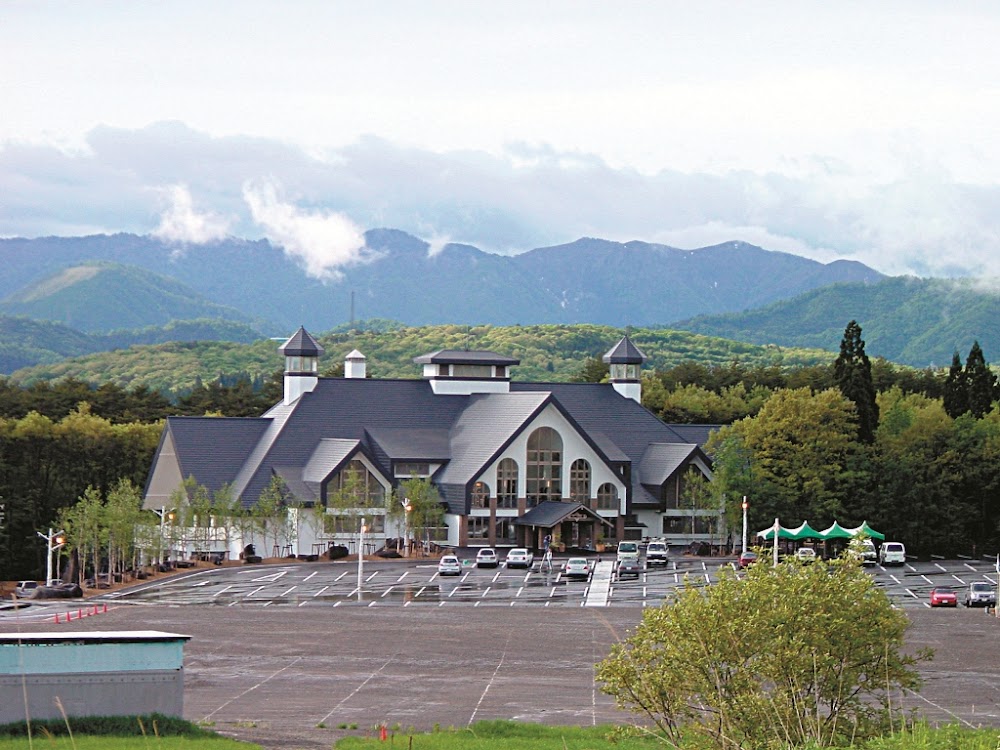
[757,520,885,542]
[514,500,615,530]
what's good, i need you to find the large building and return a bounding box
[143,328,720,556]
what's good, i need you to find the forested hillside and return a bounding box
[8,323,836,396]
[674,276,1000,367]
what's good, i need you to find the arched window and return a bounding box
[328,459,385,507]
[596,483,618,511]
[569,459,591,505]
[471,481,490,509]
[496,459,518,509]
[526,427,562,507]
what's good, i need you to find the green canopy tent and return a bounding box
[847,521,885,540]
[756,523,798,541]
[818,521,853,540]
[787,521,823,540]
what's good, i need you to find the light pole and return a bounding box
[37,527,65,585]
[357,517,367,601]
[741,496,749,554]
[772,517,780,567]
[401,499,412,557]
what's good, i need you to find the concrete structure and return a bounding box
[0,630,191,723]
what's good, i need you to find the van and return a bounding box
[645,541,669,566]
[616,541,640,562]
[879,541,906,566]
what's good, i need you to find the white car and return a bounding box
[563,557,591,580]
[14,581,38,597]
[795,547,817,563]
[879,542,906,566]
[437,555,462,576]
[505,548,534,568]
[475,548,499,568]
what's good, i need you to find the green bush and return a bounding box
[0,713,215,738]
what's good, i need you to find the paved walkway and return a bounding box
[584,560,614,606]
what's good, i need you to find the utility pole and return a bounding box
[741,497,749,554]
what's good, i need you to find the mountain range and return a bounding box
[0,229,998,375]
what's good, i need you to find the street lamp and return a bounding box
[37,527,65,585]
[741,496,749,555]
[357,517,367,601]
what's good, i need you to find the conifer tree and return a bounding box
[943,350,969,418]
[833,320,879,443]
[964,340,997,418]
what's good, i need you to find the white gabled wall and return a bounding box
[476,402,627,508]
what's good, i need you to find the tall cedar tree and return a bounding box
[965,340,997,418]
[943,350,969,418]
[833,320,879,443]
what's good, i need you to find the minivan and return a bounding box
[616,541,640,562]
[879,541,906,566]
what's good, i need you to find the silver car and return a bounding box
[964,581,996,608]
[505,548,534,568]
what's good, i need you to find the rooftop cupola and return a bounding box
[344,349,367,379]
[279,326,324,405]
[412,349,519,395]
[603,335,647,403]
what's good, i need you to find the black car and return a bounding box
[617,558,644,580]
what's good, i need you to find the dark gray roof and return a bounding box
[280,326,325,357]
[602,335,647,364]
[303,438,361,482]
[273,466,319,503]
[158,417,271,494]
[365,428,451,461]
[413,349,520,366]
[666,424,720,450]
[514,500,613,528]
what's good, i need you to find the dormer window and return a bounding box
[451,364,492,378]
[285,355,318,374]
[609,362,639,381]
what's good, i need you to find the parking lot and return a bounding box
[2,555,999,750]
[58,554,999,612]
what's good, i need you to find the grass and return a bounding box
[0,739,257,749]
[332,720,1000,750]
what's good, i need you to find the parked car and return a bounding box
[964,581,997,608]
[929,586,958,607]
[505,548,534,569]
[616,541,640,562]
[736,550,758,569]
[563,557,591,581]
[437,555,462,576]
[645,541,669,566]
[879,542,906,566]
[617,557,644,579]
[795,547,817,563]
[13,581,38,597]
[475,548,499,568]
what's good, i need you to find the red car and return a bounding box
[929,587,958,607]
[737,550,758,569]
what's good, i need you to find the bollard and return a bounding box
[380,724,387,741]
[53,613,60,624]
[77,609,83,620]
[103,603,108,613]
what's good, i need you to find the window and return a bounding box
[526,427,562,507]
[569,459,591,504]
[327,459,385,507]
[596,483,618,511]
[496,459,518,509]
[467,516,490,541]
[663,516,691,535]
[451,364,492,378]
[471,481,490,509]
[394,462,430,478]
[325,514,385,534]
[495,518,517,544]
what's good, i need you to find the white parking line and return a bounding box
[934,563,948,573]
[481,587,491,598]
[303,571,318,581]
[415,586,426,598]
[368,601,376,607]
[515,586,523,598]
[381,586,394,598]
[549,587,557,598]
[905,588,919,599]
[366,572,379,582]
[334,571,347,582]
[964,563,979,572]
[212,585,233,598]
[279,586,297,597]
[396,572,409,582]
[251,571,287,583]
[448,586,459,598]
[921,575,934,585]
[245,585,265,598]
[312,586,328,597]
[889,575,901,585]
[492,571,502,582]
[951,575,966,584]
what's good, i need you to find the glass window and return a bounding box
[471,481,490,509]
[394,462,430,477]
[452,364,492,377]
[526,427,562,507]
[496,458,518,509]
[325,514,385,534]
[569,459,590,504]
[596,483,618,510]
[495,518,517,544]
[663,516,692,535]
[467,516,490,540]
[327,459,385,508]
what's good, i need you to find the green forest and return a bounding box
[0,321,998,581]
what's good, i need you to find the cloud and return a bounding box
[153,184,231,244]
[242,178,371,280]
[5,122,1000,281]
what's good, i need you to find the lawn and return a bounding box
[0,738,257,749]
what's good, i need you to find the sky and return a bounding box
[3,1,1000,280]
